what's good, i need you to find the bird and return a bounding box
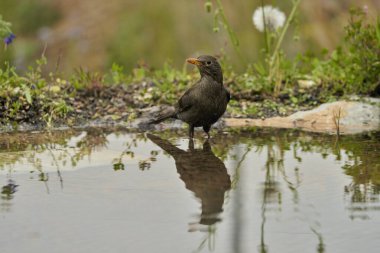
[150,55,230,139]
[147,134,231,227]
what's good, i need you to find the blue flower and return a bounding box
[4,33,16,45]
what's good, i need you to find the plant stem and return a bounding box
[261,0,270,54]
[215,0,245,63]
[272,0,301,58]
[269,0,301,81]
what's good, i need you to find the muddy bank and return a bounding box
[0,98,378,135]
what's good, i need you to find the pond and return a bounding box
[0,128,379,253]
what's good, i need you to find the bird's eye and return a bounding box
[206,61,212,65]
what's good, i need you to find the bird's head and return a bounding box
[187,55,223,84]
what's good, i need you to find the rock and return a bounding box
[298,79,317,89]
[104,114,121,120]
[12,87,21,95]
[106,107,117,114]
[224,100,380,134]
[49,85,61,93]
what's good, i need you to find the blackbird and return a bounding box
[150,55,230,138]
[147,134,231,226]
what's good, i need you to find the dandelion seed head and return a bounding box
[363,5,368,14]
[252,6,286,32]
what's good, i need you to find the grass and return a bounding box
[0,8,379,129]
[332,106,342,136]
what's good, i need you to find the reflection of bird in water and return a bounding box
[147,134,231,228]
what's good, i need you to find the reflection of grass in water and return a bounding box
[0,128,111,192]
[212,129,379,252]
[340,132,380,220]
[0,127,378,251]
[0,179,18,213]
[258,133,326,253]
[310,226,326,253]
[111,134,161,171]
[0,128,379,202]
[119,128,380,227]
[1,179,18,200]
[253,130,380,251]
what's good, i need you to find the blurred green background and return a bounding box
[0,0,379,74]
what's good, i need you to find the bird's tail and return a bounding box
[148,106,177,124]
[147,134,185,157]
[149,114,175,124]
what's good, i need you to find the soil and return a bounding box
[0,82,376,133]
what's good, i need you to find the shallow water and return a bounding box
[0,128,379,253]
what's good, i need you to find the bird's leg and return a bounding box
[188,138,194,152]
[203,125,211,139]
[188,125,195,139]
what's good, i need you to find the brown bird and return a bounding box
[150,55,230,138]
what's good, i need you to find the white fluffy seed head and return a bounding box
[252,5,286,32]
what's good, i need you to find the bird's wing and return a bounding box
[177,85,198,113]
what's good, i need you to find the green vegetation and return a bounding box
[0,0,60,35]
[246,6,380,96]
[0,15,12,39]
[306,9,380,95]
[0,7,379,129]
[0,0,61,67]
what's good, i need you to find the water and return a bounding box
[0,128,379,253]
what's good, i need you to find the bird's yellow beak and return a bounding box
[186,58,202,66]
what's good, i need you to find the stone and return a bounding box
[297,79,317,89]
[224,100,380,134]
[49,85,61,93]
